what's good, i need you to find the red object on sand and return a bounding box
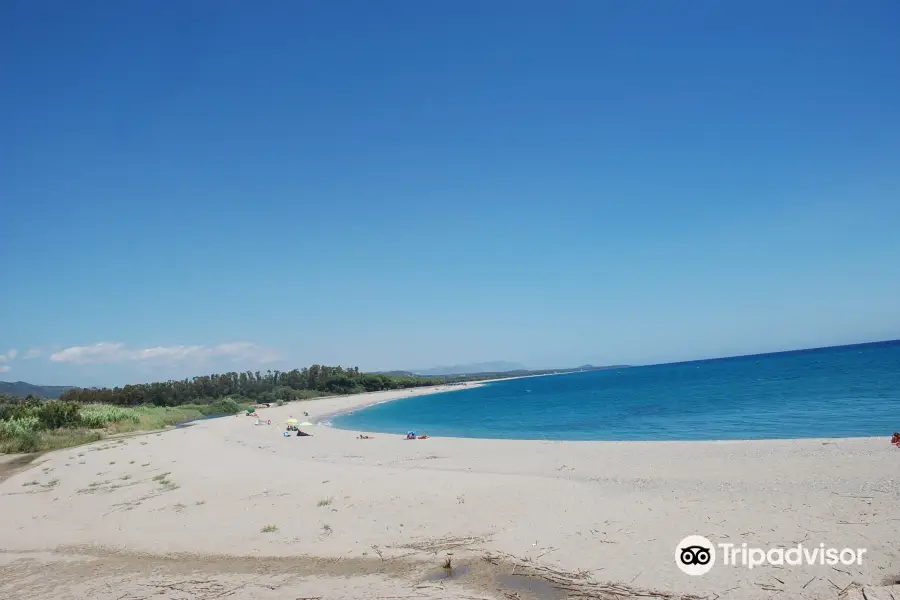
[890,433,900,447]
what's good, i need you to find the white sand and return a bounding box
[2,384,898,600]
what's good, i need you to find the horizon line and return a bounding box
[4,337,898,389]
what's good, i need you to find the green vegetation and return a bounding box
[0,398,248,453]
[260,524,278,533]
[0,362,630,454]
[0,364,453,453]
[56,365,447,407]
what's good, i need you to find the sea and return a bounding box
[332,340,900,441]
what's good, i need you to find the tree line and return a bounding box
[48,365,447,407]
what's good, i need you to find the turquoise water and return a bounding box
[333,341,900,440]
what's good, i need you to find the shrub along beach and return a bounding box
[0,397,250,453]
[0,365,458,453]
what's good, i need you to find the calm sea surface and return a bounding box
[332,341,900,440]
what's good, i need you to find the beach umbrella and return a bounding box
[285,418,298,425]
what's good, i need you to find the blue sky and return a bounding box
[2,1,899,387]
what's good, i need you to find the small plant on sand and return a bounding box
[43,479,59,488]
[22,480,39,487]
[120,475,131,480]
[77,480,110,494]
[317,497,333,507]
[322,524,332,535]
[129,460,135,464]
[151,471,177,489]
[261,524,278,533]
[109,461,115,465]
[195,500,206,506]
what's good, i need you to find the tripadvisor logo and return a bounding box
[676,535,867,575]
[676,535,715,576]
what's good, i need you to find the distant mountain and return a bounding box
[412,361,528,376]
[0,381,73,399]
[373,370,420,378]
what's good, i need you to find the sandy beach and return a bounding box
[1,384,898,600]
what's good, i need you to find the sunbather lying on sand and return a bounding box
[358,435,373,439]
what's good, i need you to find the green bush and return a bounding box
[204,398,244,416]
[0,403,31,422]
[36,401,81,429]
[257,391,277,404]
[79,404,141,428]
[0,398,250,453]
[0,416,40,439]
[2,431,41,453]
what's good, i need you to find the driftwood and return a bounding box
[394,535,490,555]
[483,552,709,600]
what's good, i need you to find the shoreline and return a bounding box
[310,380,490,427]
[300,379,890,444]
[2,382,898,599]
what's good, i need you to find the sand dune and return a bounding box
[2,386,898,599]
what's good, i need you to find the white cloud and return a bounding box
[23,348,41,359]
[6,349,18,360]
[49,342,281,366]
[0,365,9,373]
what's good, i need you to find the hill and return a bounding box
[374,370,421,377]
[0,381,73,399]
